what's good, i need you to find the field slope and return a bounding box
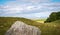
[0,17,60,35]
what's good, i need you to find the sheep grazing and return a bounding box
[5,21,41,35]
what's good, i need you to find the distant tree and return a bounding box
[44,11,60,23]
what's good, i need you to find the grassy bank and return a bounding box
[0,17,60,35]
[35,19,46,23]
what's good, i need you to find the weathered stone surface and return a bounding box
[5,21,41,35]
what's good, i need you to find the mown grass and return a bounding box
[0,17,60,35]
[35,19,46,23]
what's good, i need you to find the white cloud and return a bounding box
[0,3,42,14]
[27,12,52,18]
[25,5,41,11]
[0,0,60,19]
[26,6,35,10]
[16,0,50,3]
[3,12,51,19]
[0,5,24,14]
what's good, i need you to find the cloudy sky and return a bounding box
[0,0,60,19]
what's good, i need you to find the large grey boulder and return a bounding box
[5,21,41,35]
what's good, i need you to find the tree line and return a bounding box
[44,11,60,23]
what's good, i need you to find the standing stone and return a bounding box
[5,21,41,35]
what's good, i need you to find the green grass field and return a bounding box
[35,19,46,23]
[0,17,60,35]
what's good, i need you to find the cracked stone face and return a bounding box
[5,21,41,35]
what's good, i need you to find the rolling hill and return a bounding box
[0,17,60,35]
